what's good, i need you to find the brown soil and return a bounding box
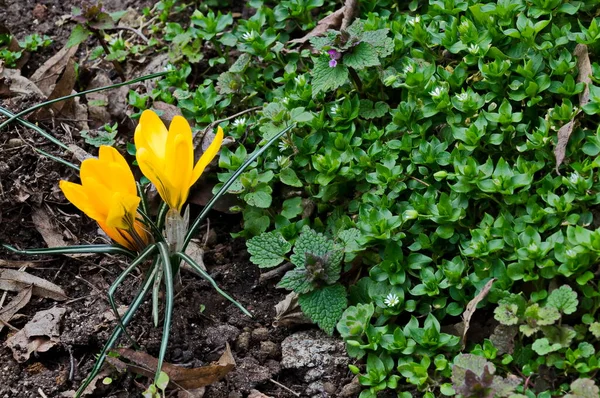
[0,1,355,397]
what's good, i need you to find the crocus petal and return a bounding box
[106,192,140,230]
[99,146,137,195]
[191,126,223,186]
[136,147,177,209]
[97,220,136,250]
[170,135,194,210]
[59,180,99,220]
[135,110,169,160]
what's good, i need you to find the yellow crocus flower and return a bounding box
[134,110,224,212]
[59,146,150,252]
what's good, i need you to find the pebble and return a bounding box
[251,327,269,342]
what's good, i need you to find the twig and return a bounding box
[258,262,295,285]
[410,176,430,187]
[340,0,359,31]
[105,26,149,44]
[269,378,301,397]
[203,106,262,133]
[37,389,48,398]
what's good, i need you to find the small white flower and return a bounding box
[527,242,538,252]
[282,97,290,105]
[278,140,290,151]
[384,293,400,307]
[294,75,306,87]
[568,172,580,185]
[276,155,291,168]
[330,104,339,115]
[566,249,577,258]
[468,43,480,54]
[430,86,444,99]
[403,64,415,74]
[408,15,421,26]
[455,92,469,102]
[242,30,259,42]
[232,117,247,128]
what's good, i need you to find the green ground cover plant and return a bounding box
[49,0,600,396]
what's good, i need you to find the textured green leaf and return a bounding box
[359,100,390,119]
[67,24,91,48]
[229,53,251,73]
[565,378,600,398]
[494,303,520,326]
[247,231,291,268]
[590,322,600,338]
[299,284,347,334]
[343,42,380,70]
[290,227,342,270]
[547,285,578,314]
[278,268,313,294]
[311,57,349,96]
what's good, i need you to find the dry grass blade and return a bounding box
[460,278,496,349]
[0,269,68,301]
[554,44,592,173]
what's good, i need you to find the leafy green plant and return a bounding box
[247,227,347,334]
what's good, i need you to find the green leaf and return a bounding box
[278,268,313,293]
[299,284,347,335]
[282,197,303,219]
[565,379,600,398]
[67,24,91,48]
[494,303,520,326]
[229,53,251,73]
[590,322,600,338]
[246,231,291,268]
[312,57,349,96]
[359,100,390,119]
[547,285,578,314]
[280,168,303,187]
[343,42,380,70]
[290,227,342,268]
[532,338,561,355]
[244,191,272,208]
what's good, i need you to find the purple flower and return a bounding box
[327,49,341,68]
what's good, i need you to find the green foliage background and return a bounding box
[129,0,600,396]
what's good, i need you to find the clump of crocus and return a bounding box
[134,110,224,213]
[327,49,341,67]
[59,146,151,252]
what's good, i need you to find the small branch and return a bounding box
[91,28,126,81]
[105,26,149,44]
[258,262,295,285]
[204,106,262,133]
[410,176,430,187]
[269,378,301,397]
[340,0,359,31]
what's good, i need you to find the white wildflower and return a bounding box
[330,104,339,115]
[294,75,306,87]
[276,155,291,168]
[242,30,259,42]
[384,293,400,307]
[403,64,415,74]
[430,86,444,99]
[468,43,480,54]
[455,92,469,102]
[408,15,421,26]
[568,172,580,185]
[232,117,246,128]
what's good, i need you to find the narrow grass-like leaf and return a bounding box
[137,182,149,216]
[156,202,168,231]
[152,259,163,328]
[35,148,80,171]
[0,106,69,151]
[0,71,169,130]
[176,251,252,317]
[156,242,174,382]
[76,260,159,397]
[2,243,135,258]
[107,243,157,347]
[182,123,296,250]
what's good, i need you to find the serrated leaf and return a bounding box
[566,378,600,398]
[278,268,313,294]
[532,338,561,355]
[343,42,380,70]
[247,231,291,268]
[590,322,600,338]
[298,284,347,335]
[359,100,390,119]
[547,285,578,314]
[67,24,91,48]
[494,303,520,326]
[290,228,342,269]
[311,56,349,96]
[216,72,241,94]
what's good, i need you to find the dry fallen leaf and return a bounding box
[0,259,39,268]
[0,268,68,301]
[555,44,592,173]
[30,57,77,121]
[248,390,273,398]
[30,43,79,97]
[177,387,206,398]
[273,292,313,328]
[111,343,236,390]
[31,206,68,249]
[0,285,32,332]
[461,278,496,348]
[0,68,45,99]
[6,306,66,363]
